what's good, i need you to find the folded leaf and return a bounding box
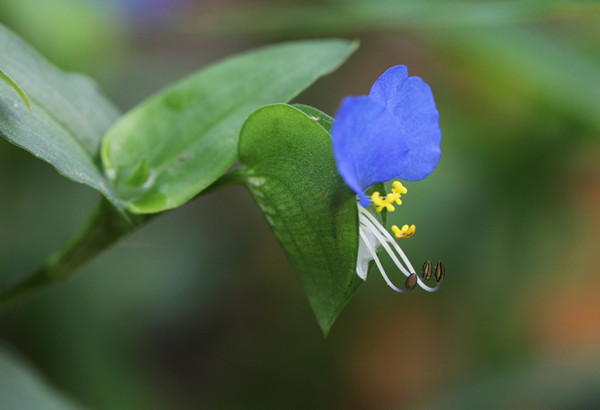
[239,104,361,335]
[101,39,357,214]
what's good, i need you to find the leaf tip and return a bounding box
[317,317,334,338]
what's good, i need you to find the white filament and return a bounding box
[358,228,407,293]
[357,206,439,293]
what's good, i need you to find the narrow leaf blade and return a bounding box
[101,39,357,214]
[239,104,361,335]
[0,24,122,211]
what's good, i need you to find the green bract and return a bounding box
[101,39,357,214]
[238,104,362,335]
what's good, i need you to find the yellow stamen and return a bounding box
[388,192,402,206]
[371,191,397,212]
[391,224,416,239]
[392,181,407,196]
[371,181,407,212]
[390,181,407,205]
[382,193,400,208]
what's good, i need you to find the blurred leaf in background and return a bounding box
[422,355,600,409]
[0,0,125,74]
[0,344,84,410]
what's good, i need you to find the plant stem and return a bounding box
[0,169,247,312]
[0,198,148,311]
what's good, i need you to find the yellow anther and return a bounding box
[371,192,383,206]
[371,191,398,212]
[387,192,402,206]
[383,192,401,206]
[370,192,385,211]
[392,181,408,195]
[391,224,416,239]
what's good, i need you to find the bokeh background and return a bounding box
[1,0,600,409]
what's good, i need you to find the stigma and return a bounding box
[355,181,444,293]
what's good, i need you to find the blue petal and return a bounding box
[331,96,408,207]
[369,65,441,181]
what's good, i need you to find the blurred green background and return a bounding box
[1,0,600,409]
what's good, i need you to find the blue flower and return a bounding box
[331,65,441,207]
[331,65,444,292]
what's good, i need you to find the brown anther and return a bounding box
[405,273,418,290]
[421,260,432,281]
[434,261,445,284]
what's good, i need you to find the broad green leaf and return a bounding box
[0,344,85,410]
[101,39,357,214]
[238,104,361,335]
[0,24,122,211]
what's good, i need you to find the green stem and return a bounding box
[0,198,148,311]
[0,169,248,312]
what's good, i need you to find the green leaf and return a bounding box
[101,39,357,214]
[0,67,31,111]
[0,24,123,211]
[293,103,334,132]
[0,344,85,410]
[238,104,362,335]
